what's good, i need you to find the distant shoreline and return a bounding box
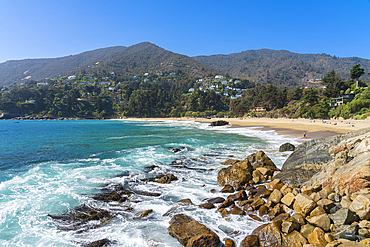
[121,117,370,140]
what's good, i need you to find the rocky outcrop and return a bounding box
[276,127,370,186]
[210,120,229,126]
[167,214,220,247]
[218,151,278,189]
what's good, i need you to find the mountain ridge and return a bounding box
[0,42,369,88]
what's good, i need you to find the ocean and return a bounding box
[0,119,300,246]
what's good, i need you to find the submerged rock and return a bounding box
[48,204,115,231]
[133,209,153,219]
[84,238,112,247]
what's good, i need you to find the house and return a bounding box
[221,81,228,85]
[251,106,266,112]
[235,80,241,83]
[198,79,204,82]
[110,72,115,75]
[144,79,149,83]
[133,76,137,80]
[99,82,110,86]
[215,91,221,95]
[215,75,224,79]
[144,73,149,76]
[37,82,48,86]
[214,79,221,82]
[25,100,35,103]
[68,75,76,80]
[169,73,176,75]
[108,87,115,91]
[230,95,242,100]
[224,92,229,96]
[330,95,354,107]
[157,72,163,76]
[209,85,215,90]
[188,88,195,92]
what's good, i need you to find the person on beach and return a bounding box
[303,131,307,138]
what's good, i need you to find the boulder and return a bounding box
[252,170,266,184]
[266,179,284,192]
[199,203,215,209]
[281,192,295,207]
[86,238,112,247]
[285,230,308,247]
[133,209,153,219]
[167,214,220,247]
[294,193,317,217]
[269,189,283,204]
[257,220,285,247]
[300,224,315,239]
[210,120,229,126]
[217,159,253,189]
[279,143,296,152]
[317,199,335,213]
[309,206,326,217]
[307,227,327,247]
[247,150,277,170]
[240,235,259,247]
[330,208,358,226]
[220,185,235,193]
[222,159,240,166]
[349,194,370,220]
[281,220,300,234]
[156,174,178,184]
[224,238,235,247]
[306,214,331,232]
[229,206,245,215]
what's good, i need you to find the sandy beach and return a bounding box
[123,117,370,140]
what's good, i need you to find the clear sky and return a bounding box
[0,0,369,63]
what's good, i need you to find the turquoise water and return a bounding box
[0,119,298,246]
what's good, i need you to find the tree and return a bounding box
[350,64,365,88]
[321,70,346,98]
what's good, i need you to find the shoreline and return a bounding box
[122,117,370,140]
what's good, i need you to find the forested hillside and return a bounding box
[194,49,370,89]
[0,42,219,87]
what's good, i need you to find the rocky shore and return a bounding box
[47,127,370,247]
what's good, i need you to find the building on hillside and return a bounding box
[37,82,48,86]
[330,95,354,107]
[25,100,35,103]
[68,75,76,80]
[251,106,267,112]
[221,81,228,85]
[144,79,149,83]
[188,88,195,92]
[215,75,223,79]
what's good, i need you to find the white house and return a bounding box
[188,88,195,92]
[215,75,224,79]
[221,81,228,85]
[108,87,115,91]
[68,75,76,80]
[110,72,115,75]
[224,92,229,96]
[37,82,48,86]
[25,100,35,103]
[144,73,149,76]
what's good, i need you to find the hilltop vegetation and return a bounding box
[195,49,370,89]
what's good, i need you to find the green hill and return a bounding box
[194,49,370,88]
[0,42,219,87]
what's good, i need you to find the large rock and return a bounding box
[349,194,370,220]
[257,220,285,247]
[277,128,370,187]
[306,214,331,232]
[285,230,308,247]
[294,193,317,217]
[247,150,277,170]
[210,120,229,126]
[167,214,220,247]
[240,235,259,247]
[217,159,253,189]
[279,143,296,152]
[330,208,358,226]
[307,227,327,247]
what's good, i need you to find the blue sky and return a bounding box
[0,0,369,63]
